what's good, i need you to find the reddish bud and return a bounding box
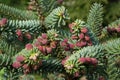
[37,37,42,42]
[46,47,52,53]
[71,35,78,40]
[18,36,23,41]
[85,57,92,64]
[85,35,90,41]
[111,28,116,32]
[41,33,47,39]
[25,43,33,50]
[12,61,21,69]
[63,39,68,43]
[33,65,38,70]
[41,39,48,45]
[39,46,46,54]
[16,55,25,62]
[69,22,76,28]
[107,27,116,33]
[25,33,32,40]
[0,18,7,26]
[69,44,75,49]
[50,41,57,48]
[16,29,22,37]
[76,42,81,47]
[81,28,88,33]
[34,42,40,47]
[78,57,86,63]
[61,56,69,65]
[79,33,84,39]
[65,47,70,51]
[116,27,120,33]
[76,41,86,47]
[1,18,7,24]
[88,41,93,46]
[57,0,63,4]
[70,29,73,33]
[74,71,80,77]
[80,41,87,47]
[91,58,98,66]
[38,46,43,51]
[27,5,34,10]
[22,64,29,69]
[61,41,67,47]
[69,23,74,29]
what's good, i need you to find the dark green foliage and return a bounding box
[40,58,64,73]
[3,68,22,80]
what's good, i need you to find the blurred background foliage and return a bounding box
[0,0,29,9]
[0,0,120,26]
[63,0,120,26]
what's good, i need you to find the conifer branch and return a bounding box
[0,40,17,68]
[0,20,42,40]
[45,6,69,29]
[0,3,37,20]
[87,3,103,39]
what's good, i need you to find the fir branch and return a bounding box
[0,3,37,20]
[104,38,120,55]
[40,58,64,73]
[65,45,107,80]
[64,38,120,79]
[67,45,104,61]
[107,55,120,80]
[0,20,42,40]
[103,38,120,79]
[87,3,103,38]
[0,40,17,68]
[29,0,57,20]
[37,0,57,16]
[44,6,69,29]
